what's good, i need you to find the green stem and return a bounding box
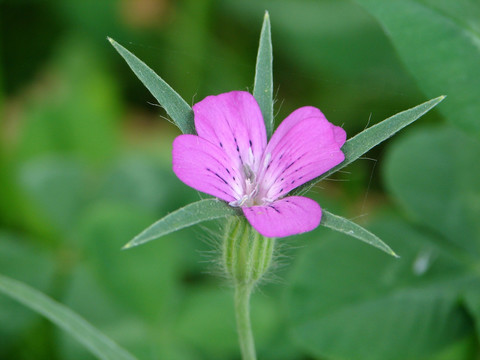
[234,283,256,360]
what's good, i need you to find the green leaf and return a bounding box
[253,11,274,138]
[0,274,137,360]
[295,95,445,195]
[108,37,195,134]
[286,216,475,360]
[384,126,480,259]
[124,197,394,257]
[321,210,397,257]
[123,199,237,249]
[0,233,55,349]
[354,0,480,134]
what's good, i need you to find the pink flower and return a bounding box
[172,91,346,238]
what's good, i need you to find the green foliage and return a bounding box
[19,157,91,235]
[16,39,121,165]
[385,126,480,345]
[354,0,480,135]
[285,127,480,359]
[253,11,274,138]
[321,210,397,257]
[124,198,237,249]
[108,38,195,135]
[176,286,279,359]
[221,0,425,128]
[286,217,476,360]
[0,274,137,360]
[384,127,480,255]
[0,233,55,354]
[295,95,445,195]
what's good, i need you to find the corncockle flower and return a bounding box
[172,90,346,238]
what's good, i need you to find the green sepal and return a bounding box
[223,217,275,286]
[253,11,274,138]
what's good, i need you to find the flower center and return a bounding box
[229,164,265,207]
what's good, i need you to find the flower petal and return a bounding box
[333,125,347,147]
[172,134,242,202]
[266,106,327,150]
[259,111,345,200]
[193,91,267,174]
[242,196,321,237]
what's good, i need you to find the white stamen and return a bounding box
[229,162,265,207]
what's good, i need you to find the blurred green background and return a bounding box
[1,0,479,359]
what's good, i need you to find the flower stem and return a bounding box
[234,283,256,360]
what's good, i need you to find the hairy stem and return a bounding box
[234,283,256,360]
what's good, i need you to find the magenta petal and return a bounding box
[193,91,267,173]
[259,114,345,200]
[333,125,347,147]
[172,134,242,202]
[265,106,328,152]
[242,196,321,238]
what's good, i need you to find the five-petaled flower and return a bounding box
[172,91,346,238]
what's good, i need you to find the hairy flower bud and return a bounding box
[222,217,275,286]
